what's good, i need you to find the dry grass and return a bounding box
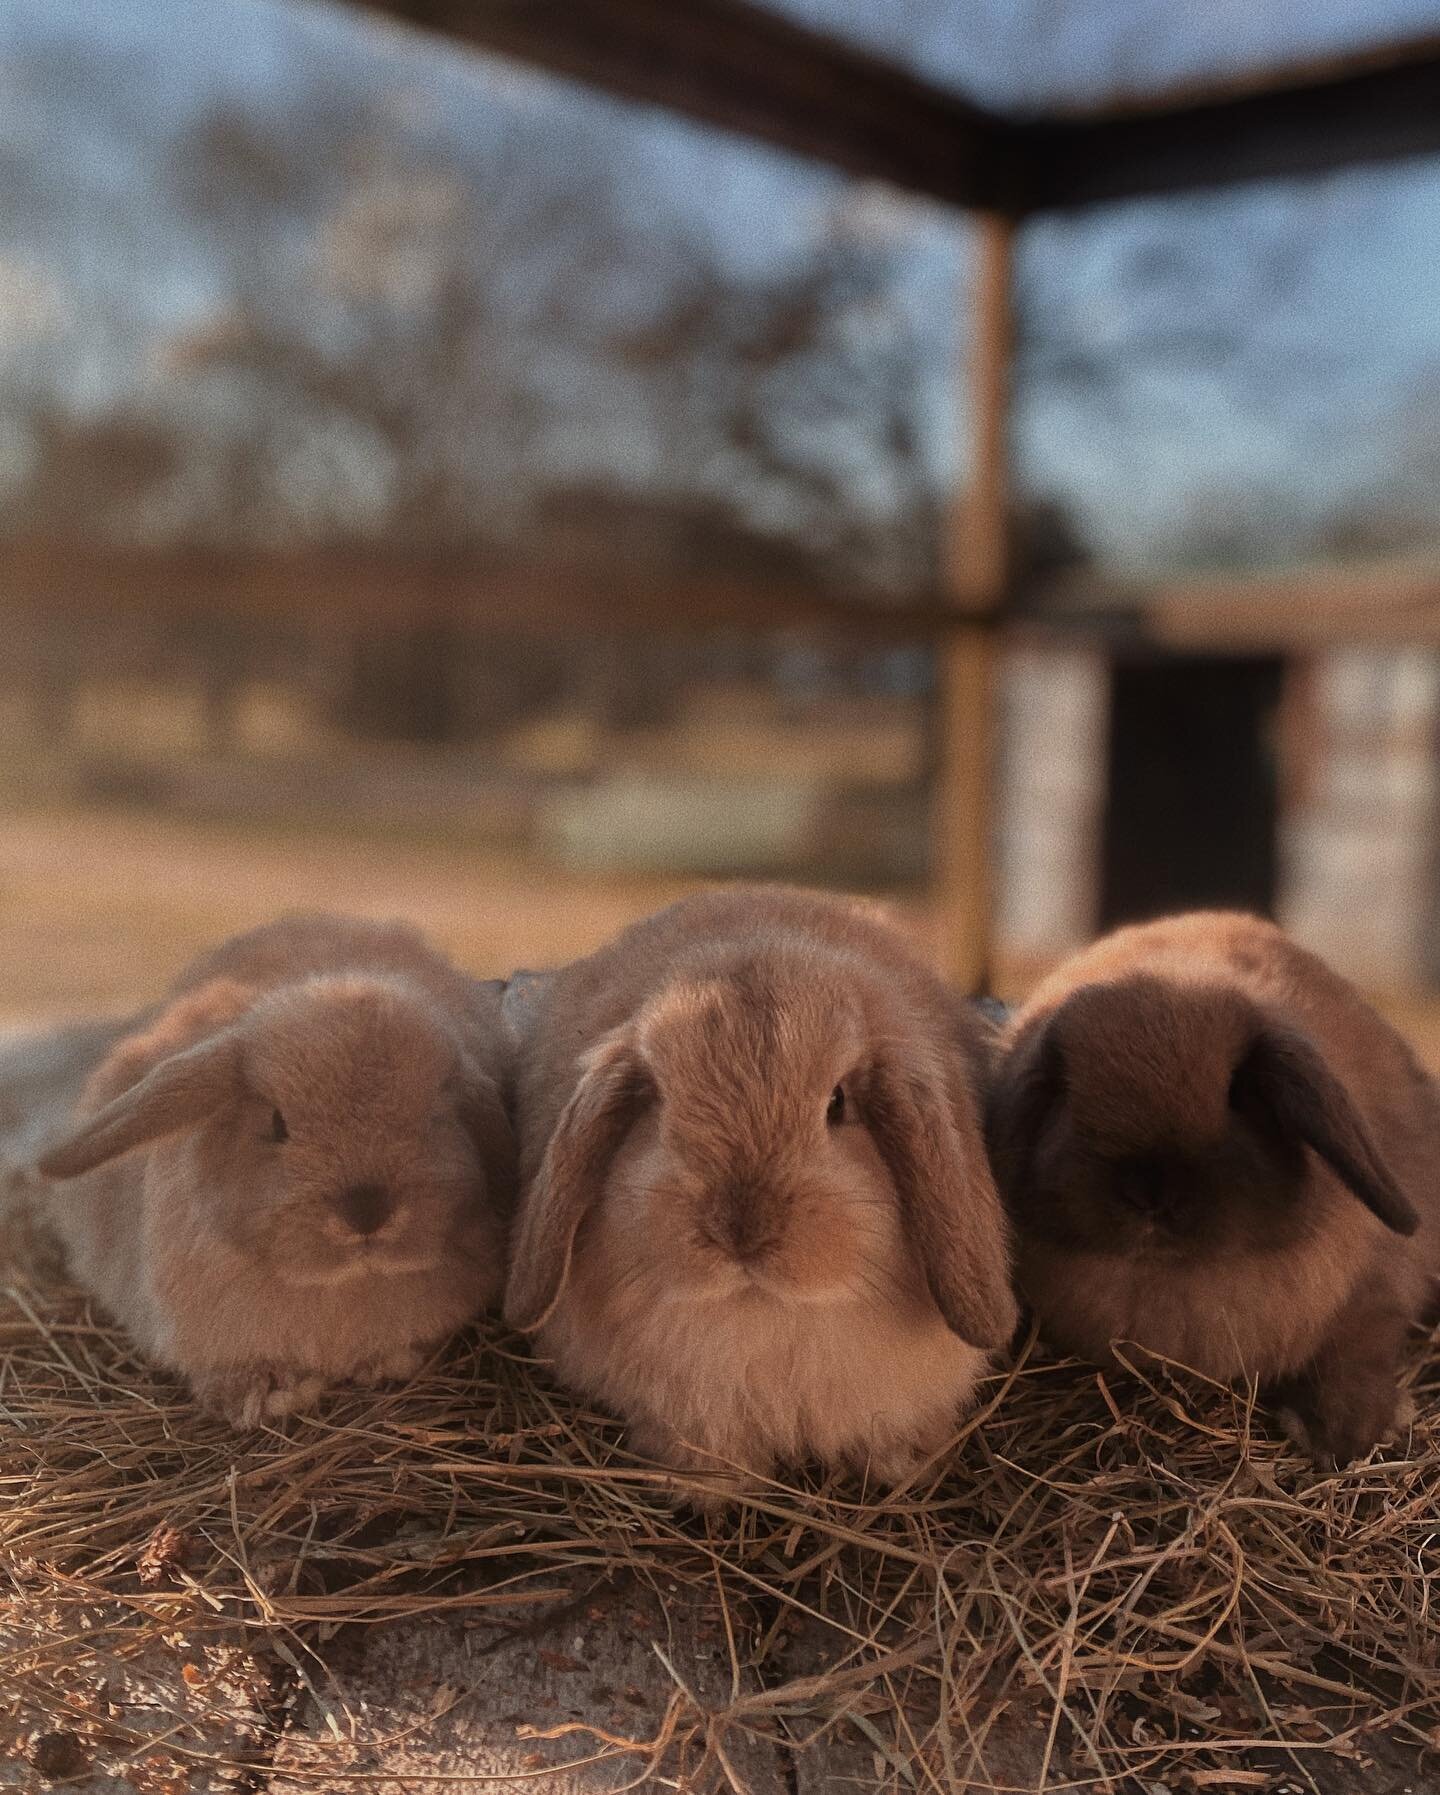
[3,813,1439,1788]
[3,1230,1437,1791]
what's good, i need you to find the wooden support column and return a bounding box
[934,211,1013,994]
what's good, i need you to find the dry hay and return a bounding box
[2,1231,1438,1795]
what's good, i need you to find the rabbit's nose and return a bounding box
[336,1182,395,1236]
[712,1181,774,1263]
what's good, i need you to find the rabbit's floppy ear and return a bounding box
[39,1032,243,1180]
[80,978,257,1111]
[985,1013,1065,1200]
[504,1030,648,1333]
[1231,1024,1418,1235]
[865,1047,1017,1349]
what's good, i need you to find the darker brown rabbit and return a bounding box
[988,911,1437,1464]
[506,885,1015,1501]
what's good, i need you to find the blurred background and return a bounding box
[3,0,1440,1031]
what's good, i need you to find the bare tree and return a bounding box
[5,44,981,744]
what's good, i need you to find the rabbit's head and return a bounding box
[41,974,514,1296]
[505,940,1015,1347]
[989,974,1418,1264]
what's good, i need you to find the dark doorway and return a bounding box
[1099,654,1284,929]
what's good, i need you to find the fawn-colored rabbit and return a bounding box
[506,886,1015,1500]
[39,915,515,1426]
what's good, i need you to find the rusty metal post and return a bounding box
[933,211,1014,993]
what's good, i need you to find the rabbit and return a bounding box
[987,910,1438,1464]
[504,885,1016,1501]
[36,914,516,1428]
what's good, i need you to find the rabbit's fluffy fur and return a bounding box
[38,915,514,1427]
[506,886,1015,1498]
[989,911,1438,1463]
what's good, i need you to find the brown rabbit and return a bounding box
[505,886,1015,1500]
[37,915,515,1427]
[988,911,1437,1463]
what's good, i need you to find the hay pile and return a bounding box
[3,1236,1437,1791]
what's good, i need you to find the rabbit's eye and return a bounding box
[827,1085,846,1125]
[270,1108,289,1144]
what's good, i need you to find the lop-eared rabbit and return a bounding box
[38,914,515,1426]
[989,910,1437,1463]
[505,886,1016,1500]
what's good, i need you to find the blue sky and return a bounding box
[764,0,1440,108]
[2,0,1439,575]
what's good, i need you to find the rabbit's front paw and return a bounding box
[195,1364,326,1430]
[354,1342,427,1386]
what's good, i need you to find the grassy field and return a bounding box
[0,803,940,1026]
[0,806,698,1024]
[7,801,1440,1074]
